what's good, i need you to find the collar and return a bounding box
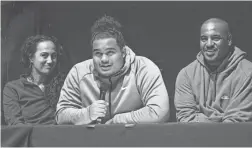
[19,74,37,86]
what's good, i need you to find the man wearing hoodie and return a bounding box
[56,15,169,125]
[175,18,252,122]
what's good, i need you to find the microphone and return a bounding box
[96,87,106,124]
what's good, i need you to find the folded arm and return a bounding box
[222,75,252,122]
[174,68,214,122]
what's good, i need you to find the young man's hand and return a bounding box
[89,100,108,121]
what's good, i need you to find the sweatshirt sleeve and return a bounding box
[174,68,214,122]
[3,83,26,125]
[222,75,252,122]
[112,58,170,124]
[56,66,92,125]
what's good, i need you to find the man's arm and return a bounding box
[111,58,170,124]
[56,66,92,125]
[222,75,252,122]
[174,68,214,122]
[3,83,26,125]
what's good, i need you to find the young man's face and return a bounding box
[92,38,125,77]
[200,22,231,67]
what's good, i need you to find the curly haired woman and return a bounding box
[3,35,66,125]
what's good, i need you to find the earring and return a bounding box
[228,40,232,46]
[29,62,32,68]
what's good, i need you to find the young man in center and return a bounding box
[56,15,170,124]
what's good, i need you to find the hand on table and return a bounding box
[89,100,108,121]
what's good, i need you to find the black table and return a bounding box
[2,123,252,147]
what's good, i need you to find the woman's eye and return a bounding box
[41,54,48,58]
[213,37,221,41]
[107,51,115,56]
[51,54,57,59]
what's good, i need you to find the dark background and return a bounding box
[2,1,252,122]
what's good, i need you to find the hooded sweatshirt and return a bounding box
[175,47,252,122]
[56,46,169,124]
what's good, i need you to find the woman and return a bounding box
[3,35,66,125]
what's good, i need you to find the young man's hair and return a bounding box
[91,15,125,49]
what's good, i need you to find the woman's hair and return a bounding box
[20,35,63,69]
[91,15,125,49]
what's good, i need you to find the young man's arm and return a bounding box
[109,58,170,124]
[56,66,92,125]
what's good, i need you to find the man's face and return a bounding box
[92,38,125,77]
[200,22,231,66]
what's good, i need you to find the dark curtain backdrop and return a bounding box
[2,1,252,122]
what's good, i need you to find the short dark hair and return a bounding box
[20,35,63,68]
[91,15,125,49]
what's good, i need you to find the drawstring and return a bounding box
[109,78,112,118]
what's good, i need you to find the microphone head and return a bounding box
[99,84,107,100]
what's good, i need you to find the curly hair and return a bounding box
[91,15,125,49]
[20,35,63,69]
[44,72,66,111]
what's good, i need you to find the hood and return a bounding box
[196,46,246,73]
[92,46,136,89]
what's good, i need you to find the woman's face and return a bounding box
[30,40,58,76]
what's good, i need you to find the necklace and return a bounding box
[27,76,45,92]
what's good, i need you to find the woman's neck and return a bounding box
[30,70,47,85]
